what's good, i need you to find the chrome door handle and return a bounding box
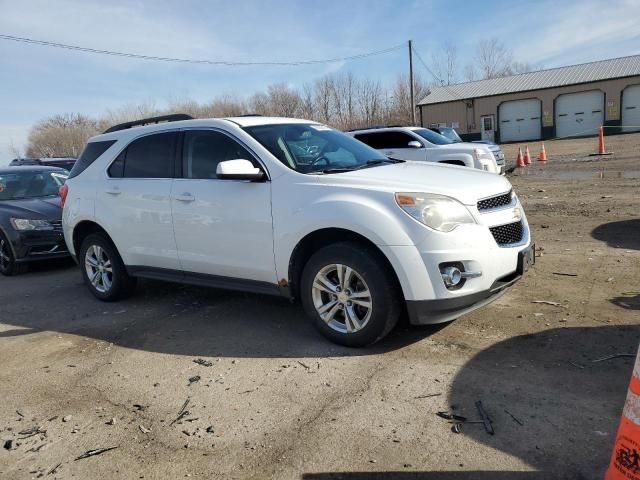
[105,187,121,195]
[174,193,195,202]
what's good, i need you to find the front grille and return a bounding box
[477,191,512,211]
[50,220,63,233]
[490,221,524,245]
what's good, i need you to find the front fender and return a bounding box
[434,153,475,168]
[272,189,422,293]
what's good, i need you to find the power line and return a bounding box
[412,45,461,101]
[0,33,405,66]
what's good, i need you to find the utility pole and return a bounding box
[408,40,415,125]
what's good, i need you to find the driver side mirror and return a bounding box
[216,159,265,181]
[407,140,423,149]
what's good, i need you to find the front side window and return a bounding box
[355,131,420,149]
[182,130,255,179]
[110,132,177,178]
[245,124,391,174]
[412,128,454,145]
[0,171,68,201]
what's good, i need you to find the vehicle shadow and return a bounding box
[610,294,640,310]
[591,218,640,250]
[302,473,541,480]
[302,326,636,479]
[444,325,637,479]
[0,273,447,358]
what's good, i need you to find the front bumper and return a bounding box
[406,242,534,325]
[12,230,70,263]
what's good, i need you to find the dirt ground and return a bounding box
[1,133,639,480]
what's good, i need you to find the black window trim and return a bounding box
[105,131,178,180]
[355,130,424,149]
[177,127,270,181]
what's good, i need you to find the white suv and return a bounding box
[347,126,503,174]
[61,114,533,347]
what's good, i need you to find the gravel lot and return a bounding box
[1,133,639,479]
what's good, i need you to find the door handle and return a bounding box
[174,193,195,202]
[105,187,121,195]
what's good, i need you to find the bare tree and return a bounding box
[475,38,514,79]
[300,83,316,120]
[27,113,99,158]
[314,76,334,124]
[463,64,477,82]
[266,83,302,117]
[431,41,458,85]
[387,74,429,126]
[356,78,383,127]
[331,72,357,130]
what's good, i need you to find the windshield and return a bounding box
[412,128,454,145]
[244,123,391,174]
[437,127,463,143]
[0,171,67,201]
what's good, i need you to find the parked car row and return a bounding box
[2,115,531,347]
[0,166,69,275]
[10,157,77,171]
[347,126,506,175]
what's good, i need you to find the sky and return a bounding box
[1,0,639,162]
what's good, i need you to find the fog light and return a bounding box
[441,266,462,287]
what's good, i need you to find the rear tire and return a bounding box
[300,241,402,347]
[79,233,136,301]
[0,232,26,276]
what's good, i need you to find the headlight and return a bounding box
[473,147,494,162]
[10,218,54,231]
[395,193,476,232]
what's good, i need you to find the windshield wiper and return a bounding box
[352,158,404,170]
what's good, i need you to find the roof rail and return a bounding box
[236,113,263,117]
[102,113,194,134]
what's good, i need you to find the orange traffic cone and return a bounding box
[516,147,525,168]
[605,346,640,479]
[523,145,532,165]
[538,143,547,162]
[591,125,613,156]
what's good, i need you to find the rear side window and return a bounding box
[109,132,177,178]
[354,131,418,149]
[68,140,116,179]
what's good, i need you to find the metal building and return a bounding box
[417,55,640,143]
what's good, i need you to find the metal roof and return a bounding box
[418,55,640,105]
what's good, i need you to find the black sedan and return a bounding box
[0,166,70,275]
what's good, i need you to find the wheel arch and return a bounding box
[72,220,117,257]
[287,227,404,302]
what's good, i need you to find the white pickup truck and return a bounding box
[347,126,503,175]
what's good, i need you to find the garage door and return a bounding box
[555,90,604,138]
[498,99,541,142]
[622,84,640,132]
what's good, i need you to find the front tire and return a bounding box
[79,233,136,301]
[0,232,26,276]
[300,242,402,347]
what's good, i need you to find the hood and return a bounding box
[0,196,62,220]
[317,162,511,206]
[436,142,492,154]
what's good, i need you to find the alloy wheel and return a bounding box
[85,244,113,293]
[311,263,372,334]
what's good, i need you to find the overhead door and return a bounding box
[555,90,604,138]
[622,84,640,132]
[498,99,541,142]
